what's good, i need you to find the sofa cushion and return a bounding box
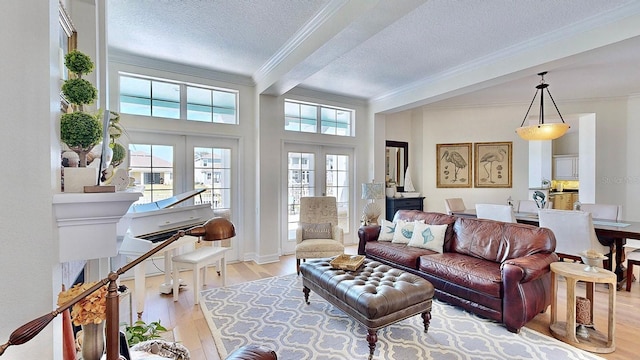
[365,241,437,269]
[451,217,556,263]
[392,210,457,251]
[418,253,502,298]
[408,223,447,253]
[378,219,396,241]
[391,220,415,244]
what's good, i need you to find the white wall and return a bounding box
[388,97,638,221]
[0,0,61,358]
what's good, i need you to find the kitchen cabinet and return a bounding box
[386,197,424,221]
[552,193,574,210]
[553,155,579,180]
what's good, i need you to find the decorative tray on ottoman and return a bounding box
[330,254,365,271]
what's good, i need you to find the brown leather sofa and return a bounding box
[358,210,558,333]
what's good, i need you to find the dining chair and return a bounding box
[538,209,610,265]
[444,198,466,215]
[516,199,551,213]
[295,196,344,275]
[475,204,517,223]
[579,203,622,221]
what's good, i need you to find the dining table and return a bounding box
[451,209,640,285]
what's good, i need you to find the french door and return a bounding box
[283,144,353,254]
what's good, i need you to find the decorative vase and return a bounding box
[81,321,105,360]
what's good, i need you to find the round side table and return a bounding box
[549,262,616,353]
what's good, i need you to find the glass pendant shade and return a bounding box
[516,71,569,141]
[516,122,570,140]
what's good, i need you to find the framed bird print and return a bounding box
[436,143,472,188]
[474,141,512,188]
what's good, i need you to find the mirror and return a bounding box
[385,141,408,191]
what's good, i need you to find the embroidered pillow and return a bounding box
[301,222,332,240]
[392,220,415,244]
[378,219,396,241]
[408,222,448,253]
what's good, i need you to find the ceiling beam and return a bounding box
[254,0,426,96]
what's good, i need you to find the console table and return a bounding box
[386,197,424,221]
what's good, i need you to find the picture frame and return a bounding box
[59,1,77,113]
[474,141,512,188]
[436,143,472,188]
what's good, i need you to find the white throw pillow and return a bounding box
[378,219,396,241]
[408,223,448,253]
[392,220,415,244]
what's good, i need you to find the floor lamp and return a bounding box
[0,217,235,360]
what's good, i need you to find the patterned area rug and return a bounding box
[200,274,604,360]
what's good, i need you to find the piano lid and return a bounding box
[127,188,206,213]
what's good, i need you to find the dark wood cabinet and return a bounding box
[386,197,425,221]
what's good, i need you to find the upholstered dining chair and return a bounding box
[538,209,610,265]
[516,199,552,213]
[475,204,517,223]
[444,198,466,215]
[579,203,622,221]
[295,196,344,275]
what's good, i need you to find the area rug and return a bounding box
[200,274,604,360]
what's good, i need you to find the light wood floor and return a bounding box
[121,245,640,360]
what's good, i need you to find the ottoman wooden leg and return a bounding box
[366,329,378,360]
[303,286,310,304]
[422,311,432,332]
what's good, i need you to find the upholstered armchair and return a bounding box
[295,196,344,274]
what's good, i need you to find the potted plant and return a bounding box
[60,50,101,167]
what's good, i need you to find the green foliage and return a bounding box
[62,78,97,106]
[123,319,168,346]
[65,50,94,75]
[110,142,126,167]
[60,112,102,150]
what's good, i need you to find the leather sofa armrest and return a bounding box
[225,345,277,360]
[502,252,559,283]
[357,225,381,255]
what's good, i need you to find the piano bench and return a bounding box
[172,246,229,304]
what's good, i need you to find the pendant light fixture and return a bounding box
[516,71,570,140]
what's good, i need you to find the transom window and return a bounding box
[119,74,238,124]
[285,99,353,136]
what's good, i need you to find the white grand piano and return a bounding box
[117,189,214,317]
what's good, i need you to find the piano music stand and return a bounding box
[0,217,235,360]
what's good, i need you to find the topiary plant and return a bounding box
[60,50,102,167]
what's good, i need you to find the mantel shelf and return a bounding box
[53,190,141,262]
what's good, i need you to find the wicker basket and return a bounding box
[330,254,365,271]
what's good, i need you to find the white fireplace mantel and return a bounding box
[53,191,141,262]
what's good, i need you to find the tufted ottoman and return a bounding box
[300,258,434,359]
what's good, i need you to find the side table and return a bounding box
[549,262,616,353]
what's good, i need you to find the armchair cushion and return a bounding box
[301,222,332,240]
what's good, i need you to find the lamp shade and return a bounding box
[516,122,570,140]
[186,217,236,241]
[361,182,384,200]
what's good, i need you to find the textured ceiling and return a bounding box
[107,0,640,113]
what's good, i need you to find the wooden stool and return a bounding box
[550,262,616,353]
[172,246,229,304]
[626,249,640,291]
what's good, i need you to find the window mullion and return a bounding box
[180,83,187,120]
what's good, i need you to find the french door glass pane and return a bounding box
[129,144,173,203]
[326,154,350,232]
[194,146,231,210]
[288,152,315,240]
